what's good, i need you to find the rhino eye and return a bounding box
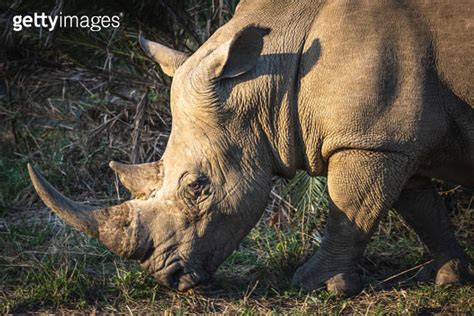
[188,175,208,196]
[188,181,200,192]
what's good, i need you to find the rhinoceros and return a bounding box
[28,0,473,296]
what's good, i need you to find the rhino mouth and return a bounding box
[141,247,210,291]
[153,260,209,291]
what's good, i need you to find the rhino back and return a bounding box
[295,0,473,175]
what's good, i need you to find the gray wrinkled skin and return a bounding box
[29,0,473,296]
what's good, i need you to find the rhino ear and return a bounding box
[201,25,270,80]
[139,35,189,77]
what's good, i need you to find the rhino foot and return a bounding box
[292,267,362,297]
[326,272,362,297]
[435,258,474,285]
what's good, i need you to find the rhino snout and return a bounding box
[143,255,210,291]
[158,265,209,291]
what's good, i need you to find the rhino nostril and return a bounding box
[168,268,184,289]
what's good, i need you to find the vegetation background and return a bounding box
[0,0,472,313]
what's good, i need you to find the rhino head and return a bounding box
[29,26,275,291]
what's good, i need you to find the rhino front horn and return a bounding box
[28,164,151,259]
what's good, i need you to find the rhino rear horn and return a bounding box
[109,161,163,198]
[28,164,151,259]
[139,35,189,77]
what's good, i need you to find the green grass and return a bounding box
[1,206,472,314]
[0,153,30,207]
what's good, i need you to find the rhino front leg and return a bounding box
[292,150,411,296]
[393,177,474,285]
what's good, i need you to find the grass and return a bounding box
[0,199,473,313]
[0,153,30,207]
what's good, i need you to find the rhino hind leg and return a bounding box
[292,150,412,296]
[393,177,474,285]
